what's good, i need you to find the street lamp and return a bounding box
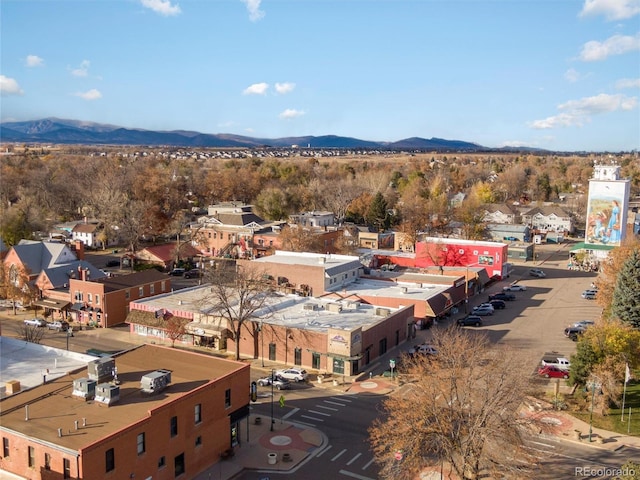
[270,369,275,431]
[588,376,601,442]
[66,328,72,351]
[259,320,264,367]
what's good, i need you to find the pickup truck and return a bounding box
[541,356,570,370]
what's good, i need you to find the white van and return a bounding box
[541,357,570,370]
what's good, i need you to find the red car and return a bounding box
[538,366,569,379]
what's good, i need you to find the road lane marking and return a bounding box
[362,458,375,470]
[332,449,347,461]
[308,409,331,416]
[346,453,362,465]
[301,414,325,422]
[331,396,352,402]
[315,404,338,411]
[325,400,348,406]
[282,408,299,420]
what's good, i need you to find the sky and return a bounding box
[1,0,639,152]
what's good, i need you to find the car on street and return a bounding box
[581,289,597,300]
[169,268,186,276]
[472,306,493,316]
[564,326,585,341]
[408,343,438,356]
[24,318,47,327]
[256,375,291,390]
[457,315,483,327]
[538,365,570,379]
[183,269,201,279]
[529,268,546,278]
[275,368,308,382]
[489,299,506,310]
[488,292,516,302]
[47,321,70,331]
[503,284,527,292]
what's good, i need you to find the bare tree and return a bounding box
[369,327,542,480]
[16,324,46,344]
[198,263,273,361]
[164,314,190,347]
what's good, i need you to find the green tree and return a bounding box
[366,192,390,231]
[611,248,640,328]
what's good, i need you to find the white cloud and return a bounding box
[74,89,102,100]
[279,108,305,119]
[71,60,91,77]
[275,82,296,94]
[0,75,24,96]
[241,0,265,22]
[530,93,638,129]
[564,68,581,83]
[499,140,534,148]
[616,77,640,88]
[141,0,181,16]
[25,55,44,67]
[579,33,640,61]
[580,0,640,20]
[243,82,269,95]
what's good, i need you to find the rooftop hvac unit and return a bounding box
[303,303,318,311]
[87,357,115,383]
[141,369,172,395]
[401,287,408,294]
[327,303,343,313]
[72,378,97,400]
[375,307,391,317]
[95,383,120,406]
[346,301,360,309]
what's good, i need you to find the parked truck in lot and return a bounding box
[541,355,570,370]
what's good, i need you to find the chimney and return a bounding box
[81,268,87,282]
[74,240,85,260]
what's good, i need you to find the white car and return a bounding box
[24,318,46,327]
[503,284,527,292]
[473,303,495,313]
[408,344,438,356]
[529,268,546,278]
[275,368,308,382]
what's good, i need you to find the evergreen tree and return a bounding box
[366,192,390,232]
[611,248,640,328]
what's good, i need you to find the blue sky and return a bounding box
[1,0,639,152]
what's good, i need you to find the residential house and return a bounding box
[359,230,395,250]
[521,205,574,234]
[71,221,102,249]
[485,224,531,243]
[289,211,335,228]
[136,242,202,271]
[0,341,249,480]
[482,203,519,224]
[69,269,171,328]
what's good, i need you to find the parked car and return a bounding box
[472,306,493,316]
[488,292,516,302]
[540,356,570,370]
[256,375,291,390]
[564,326,585,341]
[105,259,120,267]
[275,368,308,382]
[581,290,597,300]
[408,343,438,356]
[473,303,494,313]
[503,283,527,292]
[489,299,506,310]
[183,269,201,279]
[169,268,185,276]
[538,365,569,379]
[529,268,546,278]
[457,315,483,327]
[47,321,70,331]
[572,320,595,329]
[24,318,47,327]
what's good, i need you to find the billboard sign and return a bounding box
[585,180,629,247]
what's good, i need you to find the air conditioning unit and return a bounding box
[87,357,115,383]
[95,383,120,406]
[327,303,343,313]
[72,377,97,400]
[141,369,172,395]
[375,307,391,317]
[303,303,318,311]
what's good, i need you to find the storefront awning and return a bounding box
[33,299,71,310]
[186,322,228,337]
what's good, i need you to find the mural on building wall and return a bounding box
[585,181,628,247]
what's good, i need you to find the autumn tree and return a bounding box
[277,225,323,253]
[164,314,190,347]
[197,263,273,360]
[369,327,541,480]
[596,237,640,318]
[610,247,640,328]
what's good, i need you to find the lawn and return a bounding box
[570,379,640,437]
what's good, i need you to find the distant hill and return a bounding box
[0,117,502,151]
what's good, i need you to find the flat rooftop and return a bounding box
[251,250,361,267]
[0,343,247,451]
[333,276,452,301]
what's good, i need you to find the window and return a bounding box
[150,284,155,294]
[268,343,276,361]
[161,281,166,292]
[170,416,178,437]
[95,295,100,305]
[294,348,302,366]
[139,286,144,296]
[194,404,202,424]
[2,437,8,457]
[105,448,115,472]
[312,353,321,370]
[225,389,231,408]
[74,291,83,302]
[87,293,92,303]
[195,436,202,447]
[44,452,51,470]
[63,458,71,479]
[28,446,35,467]
[158,456,166,468]
[137,433,145,455]
[125,289,130,300]
[174,453,185,477]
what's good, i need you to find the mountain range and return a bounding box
[0,117,529,151]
